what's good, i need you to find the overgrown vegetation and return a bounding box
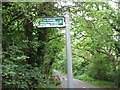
[2,1,120,89]
[2,2,63,88]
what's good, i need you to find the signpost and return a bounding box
[33,17,65,28]
[34,13,73,88]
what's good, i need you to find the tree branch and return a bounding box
[96,49,115,61]
[96,49,112,57]
[73,53,92,63]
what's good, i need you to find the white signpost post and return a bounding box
[34,13,73,88]
[65,12,73,88]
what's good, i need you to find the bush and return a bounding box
[2,63,51,88]
[75,74,95,82]
[87,53,111,80]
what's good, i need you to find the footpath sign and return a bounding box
[33,17,65,28]
[34,13,73,88]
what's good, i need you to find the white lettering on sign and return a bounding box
[33,17,65,28]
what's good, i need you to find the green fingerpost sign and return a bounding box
[33,17,65,28]
[33,13,73,88]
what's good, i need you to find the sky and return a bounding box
[55,0,118,11]
[108,1,118,9]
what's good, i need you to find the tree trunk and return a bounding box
[24,19,34,65]
[37,28,47,67]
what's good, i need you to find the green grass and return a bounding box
[74,74,118,88]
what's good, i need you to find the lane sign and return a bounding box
[33,17,65,28]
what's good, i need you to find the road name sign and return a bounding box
[33,17,65,28]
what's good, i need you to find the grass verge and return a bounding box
[74,74,118,88]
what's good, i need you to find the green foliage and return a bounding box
[75,74,117,88]
[75,74,94,82]
[2,63,57,88]
[3,64,37,88]
[2,1,119,88]
[87,53,111,80]
[2,2,63,88]
[72,57,87,76]
[70,2,118,86]
[55,2,119,88]
[53,49,67,74]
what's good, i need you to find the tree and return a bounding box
[54,2,119,86]
[2,2,64,88]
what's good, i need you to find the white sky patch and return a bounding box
[108,1,118,9]
[112,31,120,42]
[85,17,93,21]
[60,1,75,7]
[2,0,110,2]
[61,29,74,35]
[55,0,118,9]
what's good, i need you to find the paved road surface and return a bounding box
[53,70,108,90]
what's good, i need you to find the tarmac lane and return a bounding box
[53,70,109,90]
